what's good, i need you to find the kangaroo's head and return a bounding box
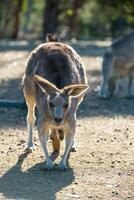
[34,75,88,125]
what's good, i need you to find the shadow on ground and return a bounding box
[79,90,134,118]
[0,78,24,100]
[0,152,74,200]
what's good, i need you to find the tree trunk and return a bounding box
[68,0,87,38]
[0,1,12,38]
[23,0,33,34]
[43,0,60,38]
[11,0,23,39]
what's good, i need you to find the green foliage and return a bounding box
[75,0,134,39]
[20,0,44,37]
[0,0,133,39]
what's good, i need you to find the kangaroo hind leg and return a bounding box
[24,90,36,153]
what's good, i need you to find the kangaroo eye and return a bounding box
[49,102,54,108]
[64,103,69,109]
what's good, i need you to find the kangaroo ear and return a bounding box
[46,33,59,42]
[63,84,89,97]
[34,75,60,95]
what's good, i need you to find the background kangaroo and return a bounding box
[23,35,88,170]
[99,31,134,98]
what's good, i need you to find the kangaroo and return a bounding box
[23,34,88,170]
[98,31,134,98]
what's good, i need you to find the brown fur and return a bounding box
[46,33,60,42]
[99,31,134,98]
[23,39,88,170]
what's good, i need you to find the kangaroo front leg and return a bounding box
[38,128,53,170]
[60,132,74,170]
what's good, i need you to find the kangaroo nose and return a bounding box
[55,117,62,124]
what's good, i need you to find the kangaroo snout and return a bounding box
[54,117,62,124]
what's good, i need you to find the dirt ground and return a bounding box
[0,40,134,200]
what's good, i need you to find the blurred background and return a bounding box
[0,0,134,40]
[0,0,134,103]
[0,2,134,200]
